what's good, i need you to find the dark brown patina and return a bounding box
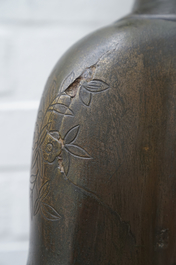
[27,0,176,264]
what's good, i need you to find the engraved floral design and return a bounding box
[30,69,110,222]
[64,125,91,158]
[42,131,62,163]
[34,181,61,221]
[49,102,74,116]
[79,79,109,106]
[31,126,62,180]
[31,124,91,221]
[61,125,92,176]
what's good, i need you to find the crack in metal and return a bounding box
[62,172,136,244]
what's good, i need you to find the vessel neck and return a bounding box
[132,0,176,15]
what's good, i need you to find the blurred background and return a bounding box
[0,0,133,264]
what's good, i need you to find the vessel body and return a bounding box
[27,8,176,265]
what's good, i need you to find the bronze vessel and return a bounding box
[27,0,176,264]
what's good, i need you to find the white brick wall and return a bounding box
[0,0,133,264]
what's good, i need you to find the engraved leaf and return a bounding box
[83,80,109,93]
[62,148,70,176]
[30,173,38,184]
[52,93,71,106]
[39,181,50,200]
[50,103,74,116]
[34,199,40,216]
[33,123,39,149]
[50,131,60,140]
[58,94,71,106]
[38,123,51,145]
[64,125,80,145]
[41,202,62,221]
[37,151,44,178]
[61,71,75,92]
[32,149,39,168]
[65,144,91,159]
[79,86,92,106]
[38,110,44,120]
[30,174,37,195]
[38,130,47,146]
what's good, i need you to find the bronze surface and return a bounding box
[27,0,176,264]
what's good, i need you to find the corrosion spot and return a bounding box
[65,65,96,98]
[155,228,169,250]
[143,146,149,151]
[65,77,81,98]
[58,137,64,149]
[58,157,64,173]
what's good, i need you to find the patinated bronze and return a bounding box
[27,0,176,264]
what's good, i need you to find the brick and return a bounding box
[0,170,29,242]
[0,106,38,168]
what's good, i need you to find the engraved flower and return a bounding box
[41,131,62,163]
